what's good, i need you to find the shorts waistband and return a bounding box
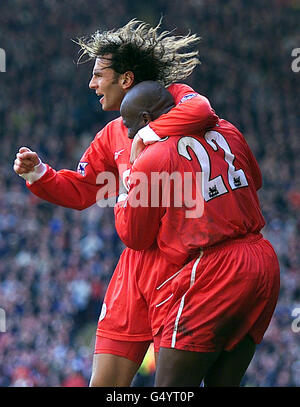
[200,233,263,255]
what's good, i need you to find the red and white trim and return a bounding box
[171,251,203,348]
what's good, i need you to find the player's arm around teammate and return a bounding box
[115,81,280,387]
[13,20,220,387]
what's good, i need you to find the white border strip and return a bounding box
[171,251,203,348]
[155,293,174,308]
[156,268,184,291]
[190,254,201,287]
[171,295,186,348]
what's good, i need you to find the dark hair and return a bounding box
[96,42,170,85]
[75,19,201,87]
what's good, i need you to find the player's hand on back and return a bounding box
[14,147,40,175]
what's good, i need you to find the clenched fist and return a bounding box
[13,147,40,175]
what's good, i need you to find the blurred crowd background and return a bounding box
[0,0,299,387]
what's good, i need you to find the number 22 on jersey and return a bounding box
[178,131,249,202]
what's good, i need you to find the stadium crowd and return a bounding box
[0,0,299,386]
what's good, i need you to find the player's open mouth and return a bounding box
[96,93,104,104]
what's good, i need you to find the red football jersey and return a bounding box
[27,84,218,208]
[114,119,265,265]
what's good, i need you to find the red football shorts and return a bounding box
[96,244,184,344]
[160,233,280,352]
[94,336,152,365]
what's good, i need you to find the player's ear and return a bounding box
[120,71,135,90]
[141,112,151,125]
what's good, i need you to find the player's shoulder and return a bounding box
[217,118,240,132]
[167,82,212,106]
[167,82,195,94]
[93,116,127,147]
[88,116,128,157]
[95,116,124,138]
[167,82,198,103]
[215,119,245,139]
[215,119,252,159]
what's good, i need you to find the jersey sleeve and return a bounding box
[233,126,262,191]
[28,129,118,210]
[114,148,166,250]
[244,142,262,191]
[145,83,219,137]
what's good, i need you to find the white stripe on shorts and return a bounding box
[171,294,186,348]
[171,251,203,348]
[156,267,185,290]
[155,293,174,308]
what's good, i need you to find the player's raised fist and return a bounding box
[13,147,40,175]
